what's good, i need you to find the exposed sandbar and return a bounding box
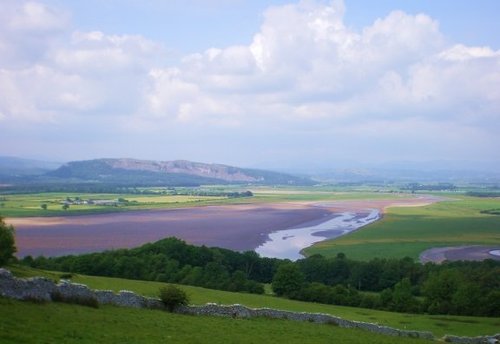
[420,245,500,263]
[11,203,331,257]
[9,195,442,258]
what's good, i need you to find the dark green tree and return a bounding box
[272,263,305,297]
[391,278,420,313]
[452,282,482,315]
[0,216,16,266]
[423,269,461,314]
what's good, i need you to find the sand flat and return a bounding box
[10,196,441,257]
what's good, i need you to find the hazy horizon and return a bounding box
[1,0,499,169]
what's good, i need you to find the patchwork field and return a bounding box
[304,195,500,260]
[0,192,228,217]
[0,189,411,217]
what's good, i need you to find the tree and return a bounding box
[391,278,420,313]
[41,203,48,210]
[159,285,189,312]
[452,282,482,315]
[0,216,16,266]
[423,269,461,314]
[62,204,70,210]
[272,263,305,297]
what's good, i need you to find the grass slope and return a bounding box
[304,195,500,260]
[9,265,500,337]
[0,297,432,344]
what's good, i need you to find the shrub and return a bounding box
[0,216,16,266]
[159,285,189,312]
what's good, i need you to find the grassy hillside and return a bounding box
[0,297,434,344]
[45,158,314,186]
[9,265,500,338]
[304,195,500,260]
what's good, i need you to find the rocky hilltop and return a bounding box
[48,158,313,186]
[105,159,259,182]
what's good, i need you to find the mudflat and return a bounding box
[420,245,500,263]
[10,196,440,257]
[11,203,331,257]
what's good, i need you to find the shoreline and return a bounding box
[10,195,442,258]
[11,202,331,257]
[419,245,500,263]
[256,209,380,260]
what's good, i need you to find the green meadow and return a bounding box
[304,195,500,260]
[0,192,228,217]
[8,265,500,338]
[0,297,434,344]
[0,189,405,217]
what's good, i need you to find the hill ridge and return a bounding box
[47,158,313,186]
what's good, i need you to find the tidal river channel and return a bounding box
[13,199,422,259]
[255,209,380,260]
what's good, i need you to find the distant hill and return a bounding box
[311,167,500,184]
[0,156,62,178]
[46,158,314,186]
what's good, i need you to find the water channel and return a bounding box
[255,209,380,260]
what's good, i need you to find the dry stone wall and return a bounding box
[1,268,498,343]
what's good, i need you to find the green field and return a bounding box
[0,297,435,344]
[0,189,408,217]
[304,195,500,260]
[0,192,228,217]
[9,265,500,338]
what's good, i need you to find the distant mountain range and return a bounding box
[0,157,313,187]
[261,160,500,184]
[1,156,498,187]
[310,167,500,184]
[0,156,62,178]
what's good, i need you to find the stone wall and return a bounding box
[1,268,498,343]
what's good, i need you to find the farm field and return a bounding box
[9,265,500,338]
[0,188,409,218]
[0,297,433,344]
[0,192,228,217]
[304,195,500,260]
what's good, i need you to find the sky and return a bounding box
[0,0,499,170]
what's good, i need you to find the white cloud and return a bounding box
[51,31,163,76]
[439,44,500,61]
[0,0,499,163]
[141,0,499,134]
[8,1,69,32]
[0,0,69,67]
[0,1,165,122]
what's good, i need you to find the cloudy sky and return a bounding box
[1,0,499,169]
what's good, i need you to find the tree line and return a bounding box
[22,237,274,294]
[15,237,500,317]
[273,254,500,316]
